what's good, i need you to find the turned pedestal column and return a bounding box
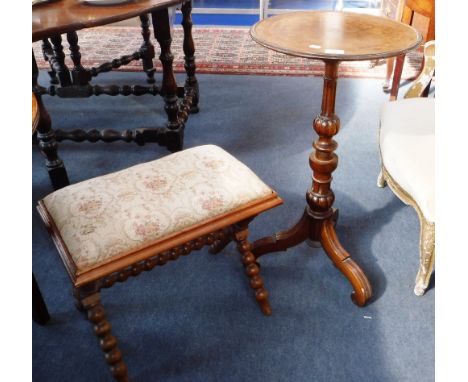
[252,61,371,305]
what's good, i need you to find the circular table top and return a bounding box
[250,11,422,61]
[32,0,182,42]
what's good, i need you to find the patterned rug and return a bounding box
[33,26,422,79]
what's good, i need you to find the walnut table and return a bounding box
[250,11,422,306]
[33,0,198,189]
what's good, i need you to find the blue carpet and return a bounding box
[32,72,434,382]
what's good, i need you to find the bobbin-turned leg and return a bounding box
[66,31,92,86]
[233,220,272,316]
[32,51,70,190]
[139,13,156,84]
[152,8,183,152]
[181,0,199,113]
[77,287,129,382]
[209,229,232,254]
[41,39,59,84]
[50,34,72,87]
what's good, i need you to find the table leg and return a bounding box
[67,31,92,86]
[152,9,184,151]
[41,39,59,84]
[139,13,156,84]
[50,34,72,87]
[33,51,70,190]
[33,273,50,325]
[252,61,372,306]
[181,0,199,113]
[389,53,405,101]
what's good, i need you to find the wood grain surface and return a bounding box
[251,11,422,61]
[32,0,182,41]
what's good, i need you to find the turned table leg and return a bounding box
[66,31,92,86]
[252,61,372,306]
[152,8,184,152]
[49,34,72,87]
[41,39,59,84]
[181,0,199,113]
[139,13,156,84]
[32,51,70,190]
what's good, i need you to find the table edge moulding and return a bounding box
[250,11,422,62]
[32,0,183,41]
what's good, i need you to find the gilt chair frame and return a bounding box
[377,40,435,296]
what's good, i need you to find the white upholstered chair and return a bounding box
[377,40,435,296]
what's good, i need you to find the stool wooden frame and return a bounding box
[37,193,282,381]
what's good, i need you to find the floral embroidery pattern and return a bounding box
[143,176,168,191]
[133,220,160,238]
[42,145,275,272]
[201,195,224,211]
[79,199,102,214]
[79,223,97,235]
[202,159,225,170]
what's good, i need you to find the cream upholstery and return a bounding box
[380,97,435,222]
[41,145,276,272]
[378,88,435,296]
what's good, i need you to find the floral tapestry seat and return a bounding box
[37,144,282,381]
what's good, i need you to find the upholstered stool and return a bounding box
[37,145,282,381]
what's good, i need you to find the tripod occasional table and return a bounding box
[250,11,422,306]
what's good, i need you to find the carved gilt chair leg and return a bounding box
[233,220,272,316]
[377,168,387,188]
[77,288,129,382]
[414,220,435,296]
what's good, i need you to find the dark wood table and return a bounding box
[33,93,51,325]
[32,0,198,190]
[250,11,422,306]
